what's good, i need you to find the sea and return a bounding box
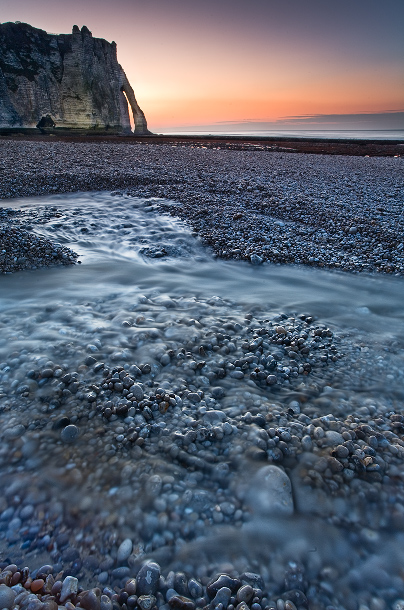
[156,129,404,140]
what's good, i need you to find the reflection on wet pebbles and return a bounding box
[1,290,404,609]
[1,195,404,610]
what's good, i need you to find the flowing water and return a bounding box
[1,192,404,607]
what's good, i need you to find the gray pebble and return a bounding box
[100,594,113,610]
[61,424,79,443]
[188,579,203,599]
[20,504,34,520]
[248,465,294,517]
[60,576,79,603]
[237,586,254,604]
[212,587,232,608]
[301,435,312,451]
[129,384,144,401]
[117,538,133,562]
[325,430,344,446]
[111,567,130,579]
[4,424,26,440]
[138,595,157,610]
[0,585,16,609]
[136,562,161,595]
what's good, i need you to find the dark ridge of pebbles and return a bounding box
[0,225,78,273]
[0,139,403,275]
[0,564,310,610]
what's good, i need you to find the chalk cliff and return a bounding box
[0,22,149,134]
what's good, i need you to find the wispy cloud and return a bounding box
[214,111,404,130]
[276,111,404,126]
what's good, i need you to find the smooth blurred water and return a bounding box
[1,192,404,602]
[3,191,404,338]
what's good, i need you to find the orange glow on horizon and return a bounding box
[1,0,403,132]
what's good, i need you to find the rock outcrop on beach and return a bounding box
[0,21,149,134]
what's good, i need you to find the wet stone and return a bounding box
[188,579,203,600]
[30,579,44,593]
[240,573,264,590]
[0,584,16,609]
[79,588,101,610]
[236,586,254,604]
[137,595,156,610]
[60,424,79,443]
[125,580,137,596]
[168,595,195,610]
[111,567,130,579]
[280,590,308,608]
[211,587,232,608]
[52,416,70,430]
[136,562,161,595]
[117,538,133,563]
[248,465,294,517]
[59,576,79,603]
[100,595,113,610]
[325,430,344,446]
[4,424,25,439]
[129,384,144,401]
[207,575,241,598]
[211,387,225,399]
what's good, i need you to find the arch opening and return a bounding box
[122,90,134,131]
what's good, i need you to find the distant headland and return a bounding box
[0,21,150,135]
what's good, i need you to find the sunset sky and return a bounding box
[1,0,403,132]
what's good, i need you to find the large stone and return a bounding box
[0,22,149,134]
[248,465,294,517]
[0,584,16,609]
[59,576,79,603]
[136,562,160,595]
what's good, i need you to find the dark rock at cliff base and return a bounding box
[0,21,149,134]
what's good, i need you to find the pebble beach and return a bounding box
[0,137,403,275]
[0,137,404,610]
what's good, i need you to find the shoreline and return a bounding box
[0,133,403,157]
[0,138,403,275]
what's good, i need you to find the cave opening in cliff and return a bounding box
[122,90,135,131]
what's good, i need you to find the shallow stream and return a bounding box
[1,192,404,609]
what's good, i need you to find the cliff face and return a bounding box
[0,22,149,134]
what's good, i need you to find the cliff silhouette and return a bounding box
[0,22,149,134]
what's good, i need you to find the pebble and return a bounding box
[60,424,79,443]
[211,587,232,607]
[248,465,294,517]
[59,576,78,603]
[136,562,161,595]
[117,538,133,562]
[324,430,344,446]
[100,595,113,610]
[137,596,156,610]
[168,595,195,610]
[0,584,16,609]
[236,586,254,603]
[129,384,144,401]
[79,589,101,610]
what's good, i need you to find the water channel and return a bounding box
[1,192,404,608]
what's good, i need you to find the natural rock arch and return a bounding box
[0,22,150,135]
